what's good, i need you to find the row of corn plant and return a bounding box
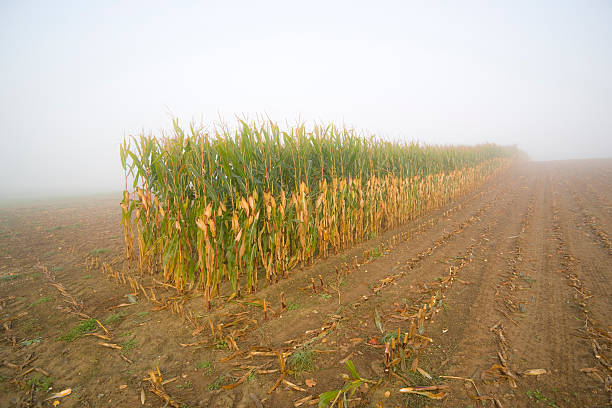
[120,119,516,308]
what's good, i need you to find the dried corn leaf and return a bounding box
[44,388,71,401]
[522,369,547,376]
[399,387,446,399]
[411,356,419,372]
[294,395,313,407]
[85,333,111,341]
[179,340,207,347]
[98,342,121,350]
[417,367,432,380]
[222,370,250,390]
[283,379,307,392]
[400,385,448,391]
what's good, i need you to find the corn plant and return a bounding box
[120,118,516,307]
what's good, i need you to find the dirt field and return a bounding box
[1,159,610,408]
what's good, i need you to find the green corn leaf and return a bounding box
[318,390,340,408]
[345,360,360,380]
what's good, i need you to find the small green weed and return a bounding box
[320,293,332,300]
[91,248,110,255]
[133,311,149,323]
[103,312,126,325]
[288,348,314,373]
[58,318,98,342]
[120,338,137,354]
[215,339,228,350]
[31,297,51,306]
[26,374,53,392]
[0,273,21,282]
[288,302,299,311]
[207,375,230,391]
[83,274,93,279]
[196,361,214,374]
[526,389,559,407]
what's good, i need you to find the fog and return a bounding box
[1,1,611,199]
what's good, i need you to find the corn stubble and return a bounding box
[120,119,516,309]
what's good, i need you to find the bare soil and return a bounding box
[1,159,610,408]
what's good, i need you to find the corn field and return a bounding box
[120,119,516,308]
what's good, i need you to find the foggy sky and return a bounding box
[1,1,611,199]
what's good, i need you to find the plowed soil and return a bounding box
[1,159,610,408]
